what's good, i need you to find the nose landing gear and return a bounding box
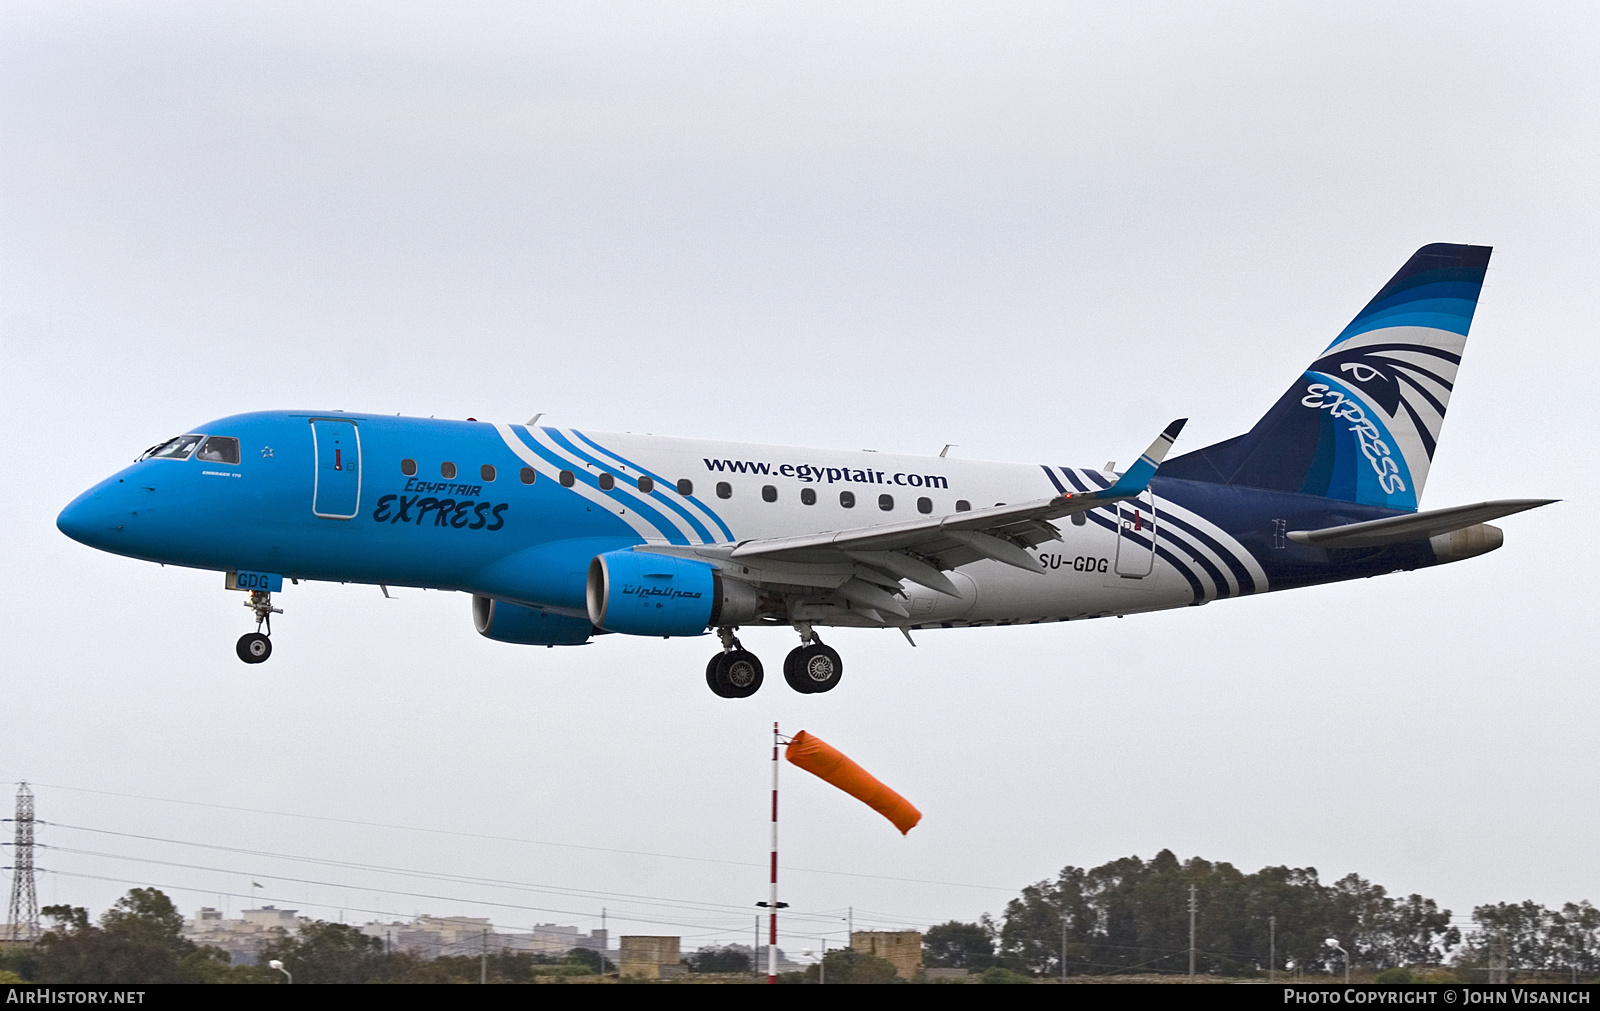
[236,590,282,664]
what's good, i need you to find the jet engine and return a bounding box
[472,595,595,645]
[586,550,760,636]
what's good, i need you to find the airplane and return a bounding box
[56,243,1553,698]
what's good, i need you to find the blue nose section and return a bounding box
[57,485,126,549]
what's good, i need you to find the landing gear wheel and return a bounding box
[706,653,728,696]
[785,644,842,693]
[711,649,764,698]
[236,632,272,664]
[783,647,812,693]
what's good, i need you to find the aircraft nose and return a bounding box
[57,484,127,548]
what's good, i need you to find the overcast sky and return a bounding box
[2,2,1596,954]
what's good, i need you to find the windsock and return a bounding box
[785,730,922,835]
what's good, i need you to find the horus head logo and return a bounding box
[1309,341,1461,459]
[1312,349,1406,416]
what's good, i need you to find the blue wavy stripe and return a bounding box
[1056,467,1095,495]
[513,428,690,546]
[1156,524,1228,599]
[1081,506,1204,605]
[1069,467,1255,597]
[1156,505,1256,595]
[1360,279,1483,315]
[1333,305,1479,344]
[1332,273,1484,345]
[1355,295,1477,326]
[568,430,726,543]
[1154,544,1206,605]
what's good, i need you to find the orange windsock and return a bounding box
[785,730,922,835]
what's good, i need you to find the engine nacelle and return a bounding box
[587,550,760,636]
[472,595,595,646]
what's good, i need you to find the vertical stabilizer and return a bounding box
[1162,243,1491,510]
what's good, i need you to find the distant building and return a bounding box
[851,930,923,979]
[620,935,683,980]
[240,906,301,932]
[183,906,611,967]
[356,915,607,961]
[182,906,307,965]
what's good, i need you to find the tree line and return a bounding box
[921,849,1599,980]
[2,852,1595,983]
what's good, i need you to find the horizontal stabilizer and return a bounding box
[1287,499,1555,549]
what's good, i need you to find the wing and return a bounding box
[638,419,1186,621]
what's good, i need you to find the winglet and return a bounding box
[1096,419,1186,499]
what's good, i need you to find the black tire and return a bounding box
[706,653,735,698]
[237,632,272,664]
[783,647,814,694]
[714,649,763,698]
[796,644,843,693]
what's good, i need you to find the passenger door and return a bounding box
[311,419,362,519]
[1112,495,1157,578]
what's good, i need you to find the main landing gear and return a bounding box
[783,624,843,695]
[706,627,763,698]
[703,624,844,698]
[236,590,281,664]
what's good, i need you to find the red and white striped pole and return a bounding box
[768,720,779,984]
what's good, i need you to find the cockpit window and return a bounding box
[196,436,241,465]
[139,434,204,461]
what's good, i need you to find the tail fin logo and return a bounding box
[1153,244,1489,511]
[1339,362,1382,384]
[1310,342,1459,459]
[1300,381,1407,495]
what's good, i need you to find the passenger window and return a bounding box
[401,458,417,477]
[139,434,204,461]
[441,462,457,479]
[801,488,816,506]
[598,473,615,491]
[956,500,971,512]
[762,485,777,502]
[1071,512,1087,526]
[520,467,536,484]
[560,470,575,487]
[677,479,693,496]
[839,491,855,508]
[879,494,894,511]
[480,464,496,482]
[716,482,732,499]
[196,437,240,465]
[917,496,932,514]
[638,476,654,493]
